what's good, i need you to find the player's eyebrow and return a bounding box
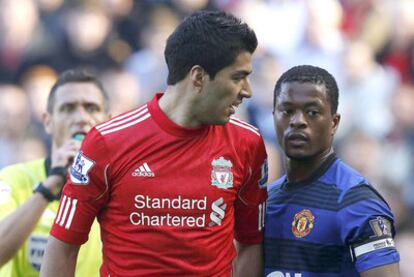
[232,70,252,77]
[304,101,323,108]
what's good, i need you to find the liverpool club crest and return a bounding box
[211,157,233,189]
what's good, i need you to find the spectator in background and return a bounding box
[0,85,31,167]
[61,3,115,69]
[0,0,40,82]
[125,5,179,103]
[282,0,345,86]
[0,0,60,83]
[100,68,141,116]
[233,0,307,57]
[20,65,58,148]
[338,39,398,140]
[339,130,384,188]
[378,0,414,83]
[247,51,283,183]
[388,84,414,223]
[0,69,109,276]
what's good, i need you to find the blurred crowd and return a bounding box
[1,0,414,274]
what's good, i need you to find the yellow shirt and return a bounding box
[0,159,102,277]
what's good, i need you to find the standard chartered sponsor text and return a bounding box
[130,194,208,227]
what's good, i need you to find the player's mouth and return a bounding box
[229,102,241,114]
[286,132,309,147]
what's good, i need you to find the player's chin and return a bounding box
[223,112,233,123]
[215,110,231,124]
[210,109,233,125]
[285,149,312,161]
[211,115,230,126]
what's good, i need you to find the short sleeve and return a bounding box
[234,135,268,244]
[50,128,110,245]
[0,260,13,277]
[0,180,17,221]
[0,164,34,220]
[338,185,400,272]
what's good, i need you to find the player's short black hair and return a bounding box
[47,69,109,113]
[274,65,339,114]
[164,11,258,85]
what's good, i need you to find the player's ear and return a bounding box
[331,113,341,136]
[42,111,53,135]
[189,65,207,93]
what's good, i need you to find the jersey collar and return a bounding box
[282,153,338,190]
[148,93,209,138]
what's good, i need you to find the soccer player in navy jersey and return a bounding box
[41,11,268,277]
[264,65,400,277]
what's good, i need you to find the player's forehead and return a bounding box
[277,81,329,107]
[53,82,105,108]
[218,51,253,76]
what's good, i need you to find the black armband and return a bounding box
[33,182,57,202]
[48,166,68,180]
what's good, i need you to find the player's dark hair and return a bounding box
[47,69,109,113]
[273,65,339,114]
[165,11,258,85]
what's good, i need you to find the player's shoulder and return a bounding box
[0,158,45,198]
[320,158,367,191]
[325,159,388,209]
[94,103,151,138]
[0,159,45,182]
[226,116,262,139]
[267,176,286,198]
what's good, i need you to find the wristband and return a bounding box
[33,182,56,202]
[49,166,68,180]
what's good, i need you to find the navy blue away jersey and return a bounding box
[264,154,400,277]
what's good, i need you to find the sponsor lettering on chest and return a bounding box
[129,194,228,228]
[267,272,302,277]
[127,156,237,228]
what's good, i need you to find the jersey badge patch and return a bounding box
[258,159,268,188]
[369,216,391,237]
[28,234,48,271]
[211,156,233,189]
[292,209,315,238]
[70,151,95,185]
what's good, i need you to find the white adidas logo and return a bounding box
[132,162,155,177]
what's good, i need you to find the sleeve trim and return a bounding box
[353,238,396,259]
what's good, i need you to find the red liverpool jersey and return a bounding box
[50,93,268,276]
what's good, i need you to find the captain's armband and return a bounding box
[349,216,396,261]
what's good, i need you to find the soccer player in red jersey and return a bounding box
[41,11,268,277]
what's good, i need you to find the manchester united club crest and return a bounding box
[211,157,233,189]
[292,209,315,238]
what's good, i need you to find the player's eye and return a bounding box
[232,76,243,82]
[281,109,293,116]
[307,110,320,117]
[60,104,75,113]
[85,104,101,113]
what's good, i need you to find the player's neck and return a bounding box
[285,148,334,183]
[159,85,202,129]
